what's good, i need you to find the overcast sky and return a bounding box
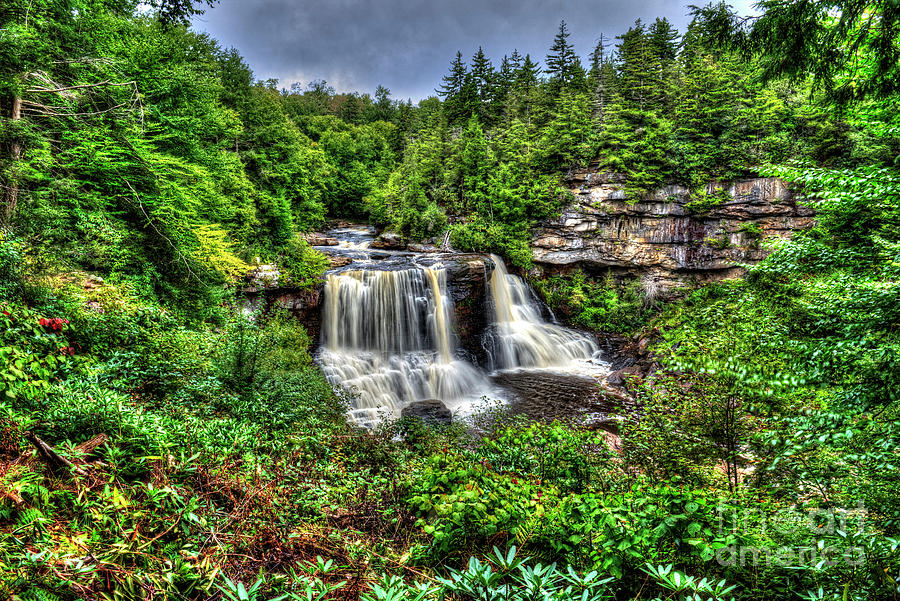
[191,0,758,102]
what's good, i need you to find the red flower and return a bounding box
[39,318,48,326]
[2,310,9,316]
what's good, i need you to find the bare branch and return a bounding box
[26,80,138,94]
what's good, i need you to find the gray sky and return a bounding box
[191,0,758,102]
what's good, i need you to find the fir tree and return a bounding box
[437,51,477,125]
[545,20,586,95]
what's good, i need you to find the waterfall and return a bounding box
[317,266,491,424]
[487,255,600,371]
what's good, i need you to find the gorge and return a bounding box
[244,171,812,425]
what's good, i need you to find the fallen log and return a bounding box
[24,432,88,476]
[74,433,110,457]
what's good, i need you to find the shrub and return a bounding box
[532,271,648,334]
[279,234,330,289]
[686,187,730,214]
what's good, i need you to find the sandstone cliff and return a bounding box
[531,169,815,295]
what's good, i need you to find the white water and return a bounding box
[486,255,602,372]
[317,266,494,426]
[316,250,606,426]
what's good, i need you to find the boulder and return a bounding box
[401,400,452,425]
[606,364,642,387]
[407,243,441,253]
[244,264,280,290]
[371,231,405,250]
[329,255,353,268]
[305,233,338,246]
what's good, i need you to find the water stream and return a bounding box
[314,228,608,426]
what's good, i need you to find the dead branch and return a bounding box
[24,431,88,476]
[21,100,128,117]
[26,80,138,94]
[22,71,144,129]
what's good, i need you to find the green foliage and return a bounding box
[532,271,649,333]
[0,234,25,301]
[0,303,74,403]
[279,235,330,289]
[685,187,731,214]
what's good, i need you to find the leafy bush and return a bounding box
[450,219,533,269]
[685,187,731,214]
[0,234,25,302]
[279,234,330,289]
[407,450,560,557]
[476,421,614,494]
[532,271,648,333]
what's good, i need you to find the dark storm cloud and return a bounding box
[191,0,757,101]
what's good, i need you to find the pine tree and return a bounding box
[470,47,494,103]
[470,46,495,124]
[545,20,586,95]
[437,51,476,125]
[460,115,492,217]
[646,17,680,113]
[512,54,542,123]
[616,20,653,112]
[587,34,615,126]
[493,54,515,123]
[372,85,394,122]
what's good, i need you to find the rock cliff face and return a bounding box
[443,255,494,363]
[531,169,815,295]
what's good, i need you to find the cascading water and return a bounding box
[317,265,493,425]
[486,255,601,371]
[314,226,608,426]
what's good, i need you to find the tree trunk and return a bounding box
[4,94,22,220]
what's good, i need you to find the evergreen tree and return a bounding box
[616,20,653,112]
[437,51,476,125]
[646,17,679,112]
[371,84,394,122]
[470,46,495,124]
[512,54,543,123]
[545,21,586,95]
[460,115,492,216]
[493,54,515,121]
[587,34,615,126]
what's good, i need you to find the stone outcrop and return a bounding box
[531,170,815,296]
[400,399,453,425]
[304,233,338,246]
[370,231,405,249]
[443,255,494,363]
[241,265,324,340]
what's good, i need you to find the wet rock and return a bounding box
[606,364,641,387]
[407,243,441,253]
[305,233,338,246]
[401,400,452,425]
[239,284,324,340]
[329,255,353,268]
[371,231,405,250]
[496,371,618,425]
[444,256,493,363]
